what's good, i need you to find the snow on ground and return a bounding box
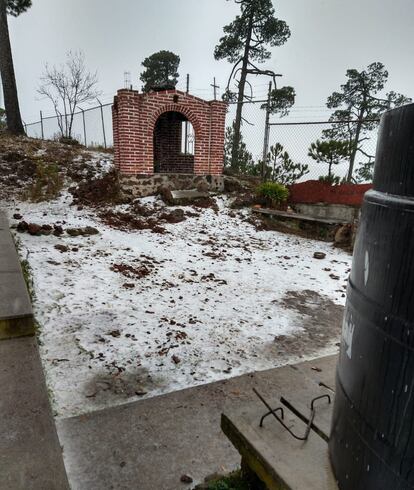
[2,187,351,419]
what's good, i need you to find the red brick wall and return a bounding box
[289,180,372,206]
[112,89,227,176]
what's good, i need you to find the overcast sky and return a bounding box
[7,0,414,124]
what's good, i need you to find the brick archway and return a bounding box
[152,110,197,174]
[112,89,227,176]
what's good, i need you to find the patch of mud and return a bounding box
[99,207,191,233]
[99,210,167,234]
[85,367,165,402]
[70,169,127,206]
[270,289,343,359]
[191,196,219,212]
[110,262,155,279]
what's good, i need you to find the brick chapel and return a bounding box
[112,89,227,178]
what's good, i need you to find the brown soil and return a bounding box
[110,262,154,279]
[192,196,219,212]
[70,169,128,207]
[99,210,167,234]
[269,289,343,359]
[0,132,110,200]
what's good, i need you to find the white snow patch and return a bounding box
[1,192,351,418]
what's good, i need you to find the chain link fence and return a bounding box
[24,103,113,148]
[226,99,379,183]
[23,97,378,183]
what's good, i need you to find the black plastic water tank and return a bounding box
[329,103,414,490]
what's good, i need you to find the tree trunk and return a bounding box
[0,0,24,135]
[347,118,363,182]
[231,8,254,170]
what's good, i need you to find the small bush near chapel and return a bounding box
[26,160,63,202]
[256,181,289,208]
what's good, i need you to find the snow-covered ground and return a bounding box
[1,185,351,419]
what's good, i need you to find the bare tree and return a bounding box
[38,51,100,140]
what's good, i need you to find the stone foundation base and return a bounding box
[120,173,224,199]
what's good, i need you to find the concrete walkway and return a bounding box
[0,211,34,339]
[57,355,337,490]
[0,211,69,489]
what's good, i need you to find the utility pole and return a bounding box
[210,77,219,100]
[261,81,272,180]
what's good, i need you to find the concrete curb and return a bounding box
[0,211,35,340]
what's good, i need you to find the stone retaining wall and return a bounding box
[120,173,225,199]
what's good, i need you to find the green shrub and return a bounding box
[26,160,63,202]
[203,471,251,490]
[256,181,289,208]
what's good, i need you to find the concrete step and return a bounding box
[56,355,337,490]
[221,356,338,490]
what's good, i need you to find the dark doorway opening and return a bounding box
[153,111,195,173]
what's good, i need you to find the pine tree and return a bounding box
[308,139,350,184]
[323,62,411,182]
[224,124,255,174]
[214,0,294,169]
[261,143,309,185]
[0,0,31,134]
[140,51,180,93]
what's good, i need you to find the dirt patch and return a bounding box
[0,132,111,200]
[229,192,258,209]
[158,208,186,223]
[85,367,163,401]
[70,169,128,206]
[270,289,343,359]
[99,205,191,233]
[99,210,167,234]
[192,196,219,212]
[110,262,155,279]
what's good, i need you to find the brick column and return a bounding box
[112,96,120,170]
[115,89,142,175]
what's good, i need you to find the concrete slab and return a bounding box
[0,271,32,319]
[253,207,347,225]
[170,189,210,202]
[57,355,337,490]
[0,336,70,489]
[0,211,34,339]
[280,357,337,439]
[221,409,337,490]
[221,356,338,489]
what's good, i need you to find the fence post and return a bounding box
[261,81,272,180]
[97,98,107,149]
[80,108,87,146]
[40,111,44,139]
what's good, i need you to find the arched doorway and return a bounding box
[153,111,195,174]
